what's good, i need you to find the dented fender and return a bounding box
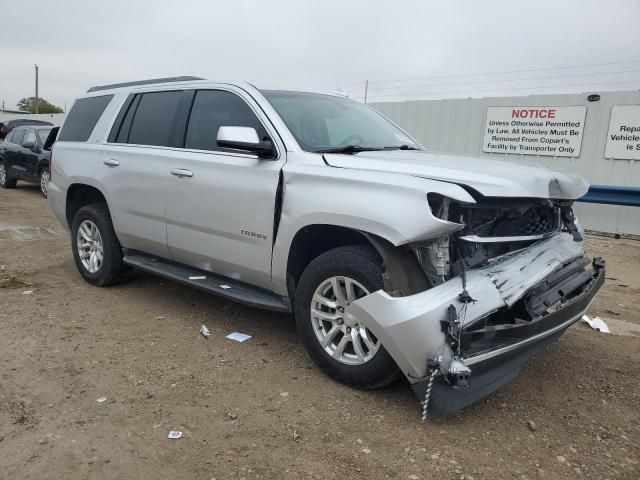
[270,162,475,296]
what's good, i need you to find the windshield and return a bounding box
[36,128,53,145]
[262,90,420,153]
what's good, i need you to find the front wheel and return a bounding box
[294,245,400,389]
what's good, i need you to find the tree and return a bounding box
[17,97,63,114]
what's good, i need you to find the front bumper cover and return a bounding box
[347,232,604,416]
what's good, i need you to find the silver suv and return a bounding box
[49,77,604,416]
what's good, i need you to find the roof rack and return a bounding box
[87,76,204,93]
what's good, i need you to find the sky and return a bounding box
[1,0,640,111]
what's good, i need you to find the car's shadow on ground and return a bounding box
[10,183,43,196]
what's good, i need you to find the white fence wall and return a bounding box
[372,91,640,235]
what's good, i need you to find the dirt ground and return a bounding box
[1,184,638,480]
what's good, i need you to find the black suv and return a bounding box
[0,125,58,197]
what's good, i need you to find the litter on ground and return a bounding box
[167,431,183,439]
[96,396,112,405]
[226,332,252,342]
[200,325,211,338]
[581,314,611,333]
[21,290,34,295]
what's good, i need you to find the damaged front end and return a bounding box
[348,195,605,416]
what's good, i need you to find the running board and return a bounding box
[122,251,291,313]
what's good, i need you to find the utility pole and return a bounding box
[364,79,369,104]
[35,64,39,114]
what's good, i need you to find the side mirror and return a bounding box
[217,126,275,158]
[22,141,39,153]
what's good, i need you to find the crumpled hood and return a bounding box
[324,150,589,200]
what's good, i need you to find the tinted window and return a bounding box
[4,130,14,143]
[58,95,113,142]
[11,128,25,146]
[127,91,182,146]
[185,90,267,152]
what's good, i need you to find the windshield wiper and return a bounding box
[317,145,384,155]
[382,144,419,151]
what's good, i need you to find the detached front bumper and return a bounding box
[347,232,605,416]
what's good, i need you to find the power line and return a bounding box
[365,59,640,86]
[366,69,640,92]
[316,59,640,91]
[366,78,640,100]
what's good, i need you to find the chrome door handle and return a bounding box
[103,158,120,167]
[170,168,193,178]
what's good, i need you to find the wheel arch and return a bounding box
[283,223,430,301]
[65,183,109,228]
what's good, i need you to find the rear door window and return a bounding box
[58,95,113,142]
[22,129,37,147]
[184,90,268,152]
[126,91,183,147]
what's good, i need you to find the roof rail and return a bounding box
[87,76,204,93]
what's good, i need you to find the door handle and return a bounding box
[103,158,120,167]
[170,168,194,178]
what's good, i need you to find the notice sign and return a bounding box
[483,106,586,157]
[605,106,640,160]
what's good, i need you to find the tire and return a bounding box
[294,245,400,389]
[39,168,50,198]
[71,203,125,286]
[0,161,17,189]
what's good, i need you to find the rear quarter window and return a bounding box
[58,95,113,142]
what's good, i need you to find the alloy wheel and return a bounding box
[76,220,104,273]
[310,276,380,365]
[40,170,50,197]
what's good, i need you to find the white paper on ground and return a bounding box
[167,431,183,439]
[581,314,611,333]
[226,332,252,342]
[200,325,211,338]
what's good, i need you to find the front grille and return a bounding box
[489,204,559,237]
[451,200,559,238]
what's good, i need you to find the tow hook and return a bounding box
[448,356,471,389]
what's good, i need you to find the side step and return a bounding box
[122,251,291,313]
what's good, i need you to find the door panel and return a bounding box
[166,150,283,289]
[18,129,39,179]
[100,144,172,258]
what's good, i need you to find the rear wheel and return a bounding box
[294,245,400,389]
[0,162,17,188]
[71,203,125,286]
[39,168,50,198]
